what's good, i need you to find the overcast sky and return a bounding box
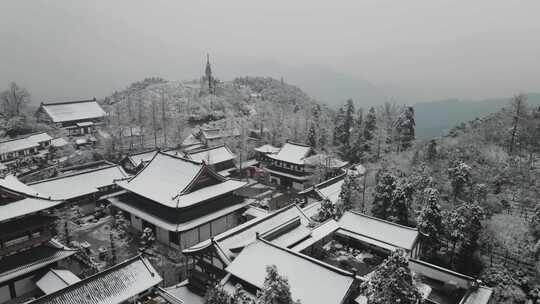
[1,0,539,103]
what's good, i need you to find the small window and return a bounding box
[169,231,180,245]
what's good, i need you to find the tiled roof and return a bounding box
[36,269,81,294]
[29,255,162,304]
[337,211,419,251]
[266,142,313,165]
[254,144,280,154]
[0,175,63,222]
[183,205,312,263]
[0,240,77,285]
[0,132,52,154]
[224,239,355,304]
[41,99,105,123]
[185,145,236,165]
[116,152,246,208]
[303,154,348,169]
[29,165,128,200]
[200,127,240,140]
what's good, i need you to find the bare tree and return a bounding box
[161,87,168,147]
[1,82,30,118]
[151,97,158,147]
[509,93,528,154]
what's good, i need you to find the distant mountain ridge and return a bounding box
[414,93,540,139]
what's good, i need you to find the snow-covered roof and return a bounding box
[29,165,128,200]
[266,142,313,165]
[200,127,240,140]
[185,145,236,165]
[51,137,69,148]
[0,132,52,155]
[0,175,63,222]
[0,240,77,285]
[338,211,419,251]
[109,195,251,232]
[30,255,162,304]
[242,206,269,218]
[290,219,340,252]
[462,287,494,304]
[304,154,349,169]
[0,174,44,197]
[0,197,64,223]
[116,152,246,208]
[317,179,344,204]
[181,134,203,147]
[224,240,355,304]
[254,144,280,154]
[409,259,493,304]
[36,269,81,295]
[184,205,312,262]
[160,282,204,304]
[124,149,158,167]
[40,99,105,123]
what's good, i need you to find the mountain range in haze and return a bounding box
[244,63,539,140]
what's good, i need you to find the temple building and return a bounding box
[27,255,162,304]
[183,202,492,304]
[0,175,76,303]
[222,239,357,304]
[28,163,128,215]
[257,141,348,190]
[36,98,106,136]
[109,152,248,250]
[184,145,237,176]
[0,132,52,164]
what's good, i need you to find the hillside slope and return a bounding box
[414,93,540,139]
[101,77,323,149]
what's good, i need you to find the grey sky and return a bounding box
[1,0,539,104]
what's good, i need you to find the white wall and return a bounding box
[14,276,35,298]
[211,216,227,235]
[0,285,11,303]
[199,223,211,242]
[156,227,169,243]
[130,214,143,231]
[181,228,199,249]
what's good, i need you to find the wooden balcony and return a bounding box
[0,230,52,257]
[0,214,56,257]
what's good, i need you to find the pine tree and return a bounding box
[205,284,231,304]
[363,107,377,159]
[307,105,321,148]
[509,93,528,153]
[333,106,346,146]
[343,99,355,146]
[364,107,377,141]
[426,139,437,162]
[307,123,317,148]
[318,199,337,222]
[338,172,363,212]
[394,106,415,152]
[371,171,397,220]
[349,108,365,163]
[443,209,466,265]
[388,185,409,225]
[256,265,300,304]
[447,160,472,201]
[457,202,484,258]
[416,188,444,259]
[361,250,422,304]
[231,284,254,304]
